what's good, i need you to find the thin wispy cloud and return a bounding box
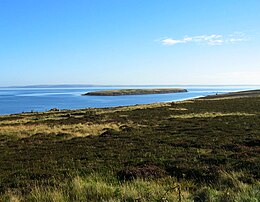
[161,32,249,46]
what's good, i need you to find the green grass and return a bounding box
[0,95,259,201]
[1,173,259,201]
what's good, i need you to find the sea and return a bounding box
[0,85,259,115]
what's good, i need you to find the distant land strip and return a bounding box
[200,89,260,99]
[83,88,188,96]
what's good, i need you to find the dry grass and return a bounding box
[169,112,256,119]
[0,123,122,139]
[96,102,171,115]
[169,107,188,111]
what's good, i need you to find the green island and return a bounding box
[83,88,188,96]
[0,90,259,201]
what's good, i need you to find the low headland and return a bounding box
[0,89,259,201]
[83,88,187,96]
[201,89,260,99]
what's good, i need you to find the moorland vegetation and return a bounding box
[0,91,259,201]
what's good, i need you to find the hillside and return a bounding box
[0,90,259,201]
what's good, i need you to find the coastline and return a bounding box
[0,89,259,117]
[199,89,260,99]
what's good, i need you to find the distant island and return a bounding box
[83,88,187,96]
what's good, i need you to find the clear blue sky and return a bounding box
[0,0,260,86]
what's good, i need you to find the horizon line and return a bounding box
[1,84,260,88]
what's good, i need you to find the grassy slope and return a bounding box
[0,91,259,201]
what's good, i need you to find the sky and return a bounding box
[0,0,260,86]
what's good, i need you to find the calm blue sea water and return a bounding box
[0,85,259,115]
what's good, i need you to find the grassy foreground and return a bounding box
[0,91,259,201]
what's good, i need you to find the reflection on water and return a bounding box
[0,85,259,115]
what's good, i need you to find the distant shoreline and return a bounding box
[83,88,188,96]
[199,89,260,99]
[0,89,259,116]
